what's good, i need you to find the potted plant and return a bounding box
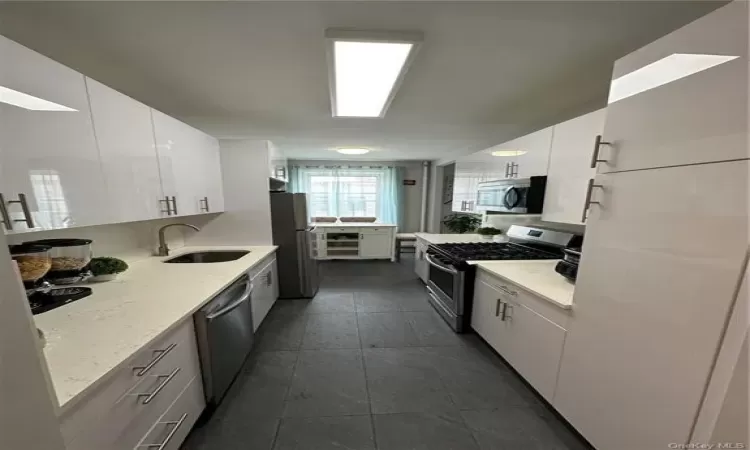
[88,257,129,282]
[476,227,503,241]
[442,214,482,234]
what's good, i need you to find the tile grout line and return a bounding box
[355,301,379,450]
[271,310,308,448]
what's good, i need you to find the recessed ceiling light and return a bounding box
[491,150,527,157]
[608,53,738,104]
[326,29,423,118]
[335,148,371,155]
[0,86,77,111]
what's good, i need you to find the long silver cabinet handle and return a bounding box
[133,343,177,377]
[170,196,178,215]
[132,368,180,404]
[501,302,511,321]
[581,178,603,222]
[0,193,12,230]
[495,299,502,317]
[200,196,210,212]
[590,135,611,169]
[159,197,172,215]
[137,412,188,449]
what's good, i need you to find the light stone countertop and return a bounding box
[311,222,396,228]
[414,233,508,244]
[469,260,575,309]
[33,245,277,412]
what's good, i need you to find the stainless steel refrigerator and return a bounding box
[269,192,320,298]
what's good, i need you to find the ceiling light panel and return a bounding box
[327,29,422,118]
[336,148,370,155]
[0,86,77,111]
[608,53,738,104]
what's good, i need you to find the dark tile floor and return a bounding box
[183,256,591,450]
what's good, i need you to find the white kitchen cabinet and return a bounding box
[0,35,110,231]
[451,161,485,213]
[414,238,429,283]
[250,258,278,331]
[358,230,392,259]
[554,160,749,450]
[512,126,554,179]
[472,272,568,402]
[595,1,747,174]
[269,141,288,182]
[151,109,224,216]
[542,109,606,224]
[86,78,166,223]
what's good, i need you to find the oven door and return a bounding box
[425,252,465,331]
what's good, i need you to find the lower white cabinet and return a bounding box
[135,376,204,450]
[312,226,396,260]
[61,320,204,450]
[414,238,429,283]
[250,257,278,331]
[471,270,568,402]
[359,229,392,259]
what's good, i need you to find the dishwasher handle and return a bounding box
[206,283,253,321]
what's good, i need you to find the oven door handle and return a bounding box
[425,253,459,275]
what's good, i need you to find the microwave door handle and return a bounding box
[505,187,522,209]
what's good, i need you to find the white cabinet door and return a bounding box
[542,109,606,224]
[151,110,223,216]
[471,279,505,350]
[86,78,165,223]
[0,36,110,231]
[414,239,429,283]
[359,233,392,259]
[597,1,747,173]
[512,126,553,179]
[195,133,224,214]
[499,298,566,402]
[251,259,277,331]
[554,160,749,450]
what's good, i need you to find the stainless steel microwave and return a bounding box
[475,176,547,213]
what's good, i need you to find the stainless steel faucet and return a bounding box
[157,223,200,256]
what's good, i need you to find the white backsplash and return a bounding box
[5,214,220,263]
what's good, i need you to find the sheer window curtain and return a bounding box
[288,165,404,230]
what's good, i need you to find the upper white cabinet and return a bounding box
[0,36,110,231]
[511,126,554,179]
[86,78,165,223]
[451,161,486,213]
[268,142,288,182]
[542,109,606,224]
[595,0,748,173]
[151,110,224,216]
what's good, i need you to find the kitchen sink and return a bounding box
[163,250,249,264]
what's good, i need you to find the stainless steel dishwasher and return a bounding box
[194,274,254,405]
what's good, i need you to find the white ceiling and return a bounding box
[0,1,724,161]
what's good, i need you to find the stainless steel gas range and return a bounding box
[425,225,582,332]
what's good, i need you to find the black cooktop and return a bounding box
[433,242,562,262]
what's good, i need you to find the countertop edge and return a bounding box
[472,262,573,310]
[56,246,278,414]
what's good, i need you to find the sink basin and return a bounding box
[164,250,249,264]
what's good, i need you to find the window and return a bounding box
[289,166,403,226]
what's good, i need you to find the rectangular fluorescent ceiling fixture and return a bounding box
[327,29,422,118]
[0,86,77,111]
[608,53,738,104]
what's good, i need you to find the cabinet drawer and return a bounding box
[476,270,570,329]
[359,228,391,235]
[135,376,205,450]
[329,227,360,233]
[62,320,201,448]
[247,254,276,280]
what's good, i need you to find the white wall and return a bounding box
[188,139,274,246]
[289,159,425,232]
[5,215,218,263]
